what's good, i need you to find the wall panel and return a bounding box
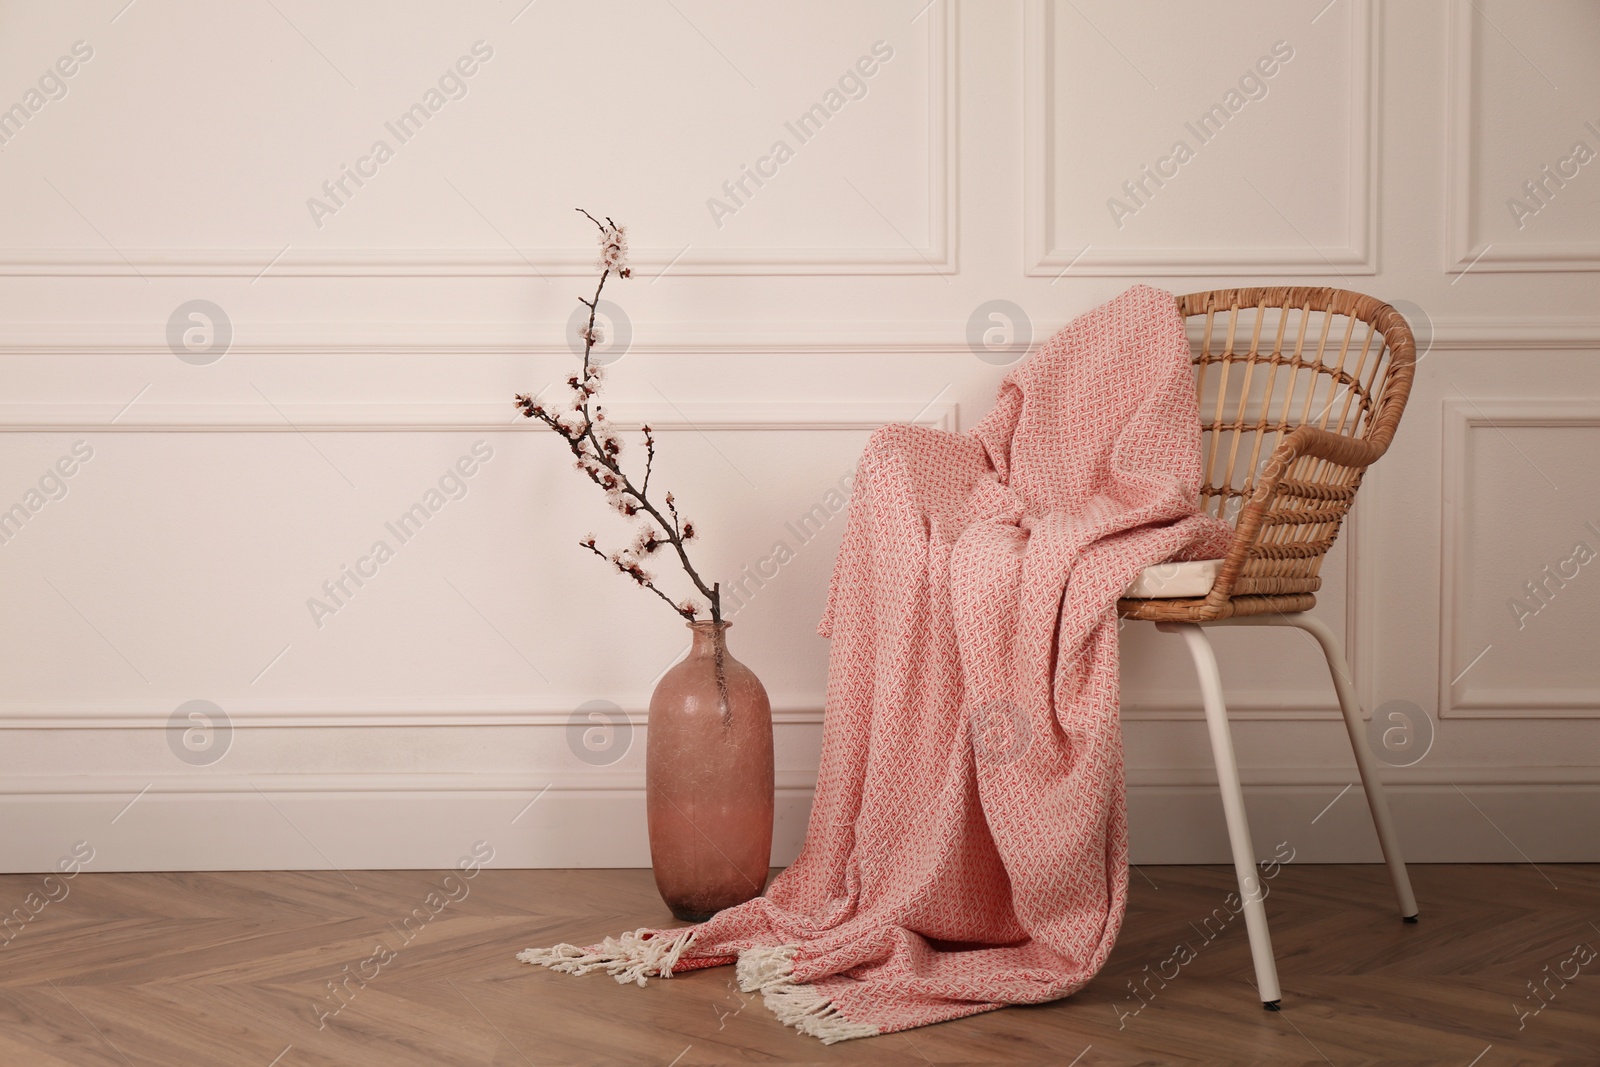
[1,0,1598,869]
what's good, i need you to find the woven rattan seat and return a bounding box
[1119,287,1416,622]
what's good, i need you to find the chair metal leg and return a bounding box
[1287,614,1418,920]
[1157,622,1283,1008]
[1209,613,1419,921]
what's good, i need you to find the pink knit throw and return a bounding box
[521,284,1233,1042]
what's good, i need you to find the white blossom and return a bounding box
[598,224,629,274]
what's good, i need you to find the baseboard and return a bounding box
[0,775,818,874]
[1127,767,1600,864]
[1,769,1595,871]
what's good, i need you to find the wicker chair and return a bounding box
[1118,287,1419,1010]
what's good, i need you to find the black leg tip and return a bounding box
[1402,914,1419,924]
[1263,1000,1281,1012]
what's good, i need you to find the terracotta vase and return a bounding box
[646,620,774,922]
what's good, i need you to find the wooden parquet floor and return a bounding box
[0,864,1596,1066]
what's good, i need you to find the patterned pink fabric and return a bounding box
[523,285,1233,1040]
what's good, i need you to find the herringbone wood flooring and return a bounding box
[0,864,1596,1066]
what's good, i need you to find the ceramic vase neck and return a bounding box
[686,620,731,656]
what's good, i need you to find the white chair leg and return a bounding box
[1157,621,1283,1008]
[1208,613,1419,921]
[1284,614,1419,921]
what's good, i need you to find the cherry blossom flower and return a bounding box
[598,224,629,277]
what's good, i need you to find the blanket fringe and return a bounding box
[516,927,697,987]
[736,945,879,1045]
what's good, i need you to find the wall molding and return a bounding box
[0,9,956,279]
[0,320,988,357]
[0,389,1349,730]
[1444,0,1600,273]
[4,314,1598,359]
[0,400,959,435]
[0,399,953,731]
[1423,317,1600,350]
[2,764,1593,871]
[6,763,1593,796]
[1439,398,1600,718]
[0,700,826,730]
[1023,0,1376,276]
[0,692,1344,730]
[0,770,818,797]
[0,401,1380,727]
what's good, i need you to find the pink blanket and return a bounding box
[521,284,1233,1042]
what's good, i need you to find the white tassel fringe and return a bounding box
[517,927,697,987]
[520,931,878,1044]
[735,945,879,1045]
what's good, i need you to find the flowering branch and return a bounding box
[515,210,722,624]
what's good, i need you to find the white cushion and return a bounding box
[1122,559,1222,598]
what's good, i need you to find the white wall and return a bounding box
[0,0,1596,871]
